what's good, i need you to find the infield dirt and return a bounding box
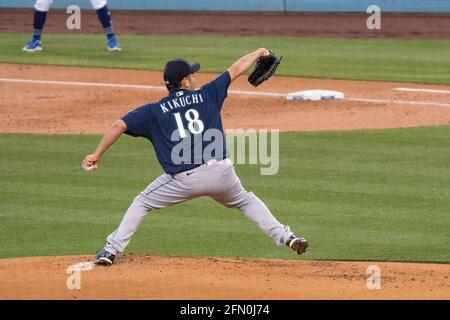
[0,255,449,300]
[1,9,450,39]
[2,64,450,134]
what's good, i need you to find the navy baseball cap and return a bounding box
[163,58,200,89]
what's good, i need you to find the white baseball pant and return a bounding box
[105,159,294,255]
[34,0,107,12]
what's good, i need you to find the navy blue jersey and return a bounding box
[122,71,231,174]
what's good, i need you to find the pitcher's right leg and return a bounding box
[211,164,291,245]
[225,189,294,246]
[211,163,308,253]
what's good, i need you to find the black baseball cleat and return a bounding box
[95,249,116,266]
[286,235,309,255]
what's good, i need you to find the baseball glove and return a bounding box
[248,51,282,87]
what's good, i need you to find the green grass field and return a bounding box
[1,128,449,263]
[1,34,450,84]
[1,33,449,264]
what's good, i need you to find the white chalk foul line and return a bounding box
[228,89,285,97]
[1,77,450,108]
[0,78,166,91]
[0,78,286,97]
[0,78,284,97]
[394,88,450,95]
[348,98,450,108]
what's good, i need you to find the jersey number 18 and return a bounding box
[174,109,205,138]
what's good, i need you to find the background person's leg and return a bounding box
[90,0,121,51]
[23,0,53,51]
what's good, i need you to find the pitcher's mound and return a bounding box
[0,255,448,300]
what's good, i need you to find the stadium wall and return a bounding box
[1,0,449,12]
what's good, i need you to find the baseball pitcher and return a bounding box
[23,0,121,52]
[82,48,308,266]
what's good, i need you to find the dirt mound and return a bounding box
[0,255,448,300]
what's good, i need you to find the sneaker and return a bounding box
[286,235,309,255]
[107,35,122,52]
[95,249,116,266]
[22,38,42,52]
